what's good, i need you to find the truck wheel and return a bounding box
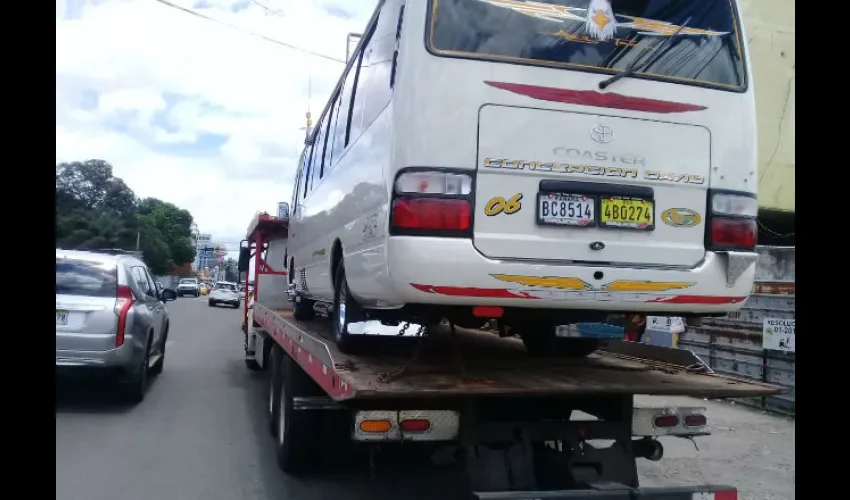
[267,344,282,437]
[519,323,601,358]
[332,262,366,354]
[275,353,320,474]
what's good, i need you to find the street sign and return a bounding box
[762,317,795,352]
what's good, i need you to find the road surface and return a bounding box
[56,297,795,500]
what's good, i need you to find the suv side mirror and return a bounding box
[161,289,177,302]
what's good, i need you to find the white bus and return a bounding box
[287,0,758,356]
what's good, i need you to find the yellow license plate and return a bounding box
[600,197,654,230]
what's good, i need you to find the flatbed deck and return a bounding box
[253,303,782,402]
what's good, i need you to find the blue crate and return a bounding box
[574,322,626,340]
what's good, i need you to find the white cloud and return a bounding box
[56,0,376,251]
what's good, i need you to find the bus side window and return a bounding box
[303,128,317,197]
[292,165,302,211]
[293,147,308,211]
[313,100,334,185]
[349,22,387,143]
[309,116,329,193]
[329,65,357,168]
[324,92,343,173]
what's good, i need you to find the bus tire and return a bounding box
[275,353,320,474]
[332,262,365,354]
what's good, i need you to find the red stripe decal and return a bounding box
[412,284,745,305]
[411,283,538,299]
[485,81,707,114]
[650,295,748,305]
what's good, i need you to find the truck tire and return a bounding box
[293,296,315,321]
[275,353,320,474]
[518,323,601,358]
[332,262,366,354]
[267,344,282,437]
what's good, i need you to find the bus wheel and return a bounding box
[275,353,320,474]
[332,262,366,354]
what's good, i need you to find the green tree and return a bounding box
[56,160,138,249]
[56,160,198,276]
[136,198,196,273]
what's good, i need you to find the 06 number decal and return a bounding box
[484,193,523,216]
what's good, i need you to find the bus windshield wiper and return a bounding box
[598,16,692,90]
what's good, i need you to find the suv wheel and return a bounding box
[124,335,152,403]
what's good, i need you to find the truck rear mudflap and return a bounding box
[473,486,737,499]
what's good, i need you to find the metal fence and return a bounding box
[678,246,795,416]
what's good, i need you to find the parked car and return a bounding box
[176,277,200,297]
[208,281,240,308]
[56,249,177,402]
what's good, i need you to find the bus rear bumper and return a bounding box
[384,237,755,315]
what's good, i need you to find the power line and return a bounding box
[247,0,286,17]
[152,0,345,63]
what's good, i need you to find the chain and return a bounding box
[244,330,249,355]
[378,323,429,383]
[397,322,410,336]
[395,322,427,337]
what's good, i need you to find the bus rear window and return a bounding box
[428,0,746,90]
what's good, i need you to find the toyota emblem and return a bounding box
[590,125,614,144]
[590,241,605,251]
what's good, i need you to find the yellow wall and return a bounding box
[739,0,795,212]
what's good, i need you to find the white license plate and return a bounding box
[537,193,595,227]
[56,310,69,326]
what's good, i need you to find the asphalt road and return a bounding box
[56,297,794,500]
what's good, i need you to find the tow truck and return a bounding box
[238,212,782,500]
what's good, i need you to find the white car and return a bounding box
[176,278,200,298]
[285,0,759,357]
[208,282,240,308]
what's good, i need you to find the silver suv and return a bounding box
[56,249,178,402]
[176,277,200,297]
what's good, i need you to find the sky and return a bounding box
[56,0,377,257]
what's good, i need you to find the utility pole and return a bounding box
[136,231,140,251]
